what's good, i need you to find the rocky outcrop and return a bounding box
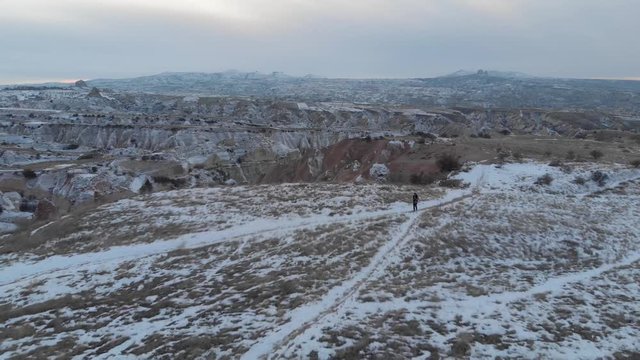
[87,87,103,98]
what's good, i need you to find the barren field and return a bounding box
[1,162,640,359]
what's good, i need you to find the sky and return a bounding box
[1,0,639,84]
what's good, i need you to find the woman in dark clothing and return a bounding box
[412,193,419,212]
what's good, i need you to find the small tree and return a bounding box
[590,150,604,160]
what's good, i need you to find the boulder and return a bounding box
[369,163,389,182]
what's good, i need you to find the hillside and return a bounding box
[1,163,640,358]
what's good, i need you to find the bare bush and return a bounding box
[590,149,604,160]
[573,176,587,185]
[591,171,609,186]
[22,169,37,179]
[437,154,461,172]
[566,150,576,160]
[630,159,640,168]
[560,165,573,174]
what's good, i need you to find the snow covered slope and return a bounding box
[1,163,639,359]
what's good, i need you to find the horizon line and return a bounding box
[3,72,640,86]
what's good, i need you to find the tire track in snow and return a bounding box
[241,193,474,360]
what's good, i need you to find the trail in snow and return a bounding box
[319,249,640,319]
[439,249,640,319]
[241,193,474,360]
[0,189,470,290]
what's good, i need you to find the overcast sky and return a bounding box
[1,0,639,84]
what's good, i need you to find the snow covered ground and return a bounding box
[1,162,639,359]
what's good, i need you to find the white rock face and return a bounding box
[1,192,21,211]
[0,222,18,234]
[187,155,208,168]
[0,211,32,222]
[387,140,405,149]
[369,163,389,182]
[130,175,151,193]
[0,150,29,165]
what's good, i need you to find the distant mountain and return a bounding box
[89,71,296,86]
[8,70,639,114]
[442,69,535,79]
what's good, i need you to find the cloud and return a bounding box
[0,0,638,82]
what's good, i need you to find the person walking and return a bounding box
[412,192,419,212]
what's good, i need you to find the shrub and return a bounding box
[573,176,587,185]
[591,171,609,186]
[535,173,553,186]
[548,159,563,167]
[630,159,640,168]
[566,150,576,160]
[436,154,461,172]
[590,149,604,160]
[560,165,573,174]
[22,169,37,179]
